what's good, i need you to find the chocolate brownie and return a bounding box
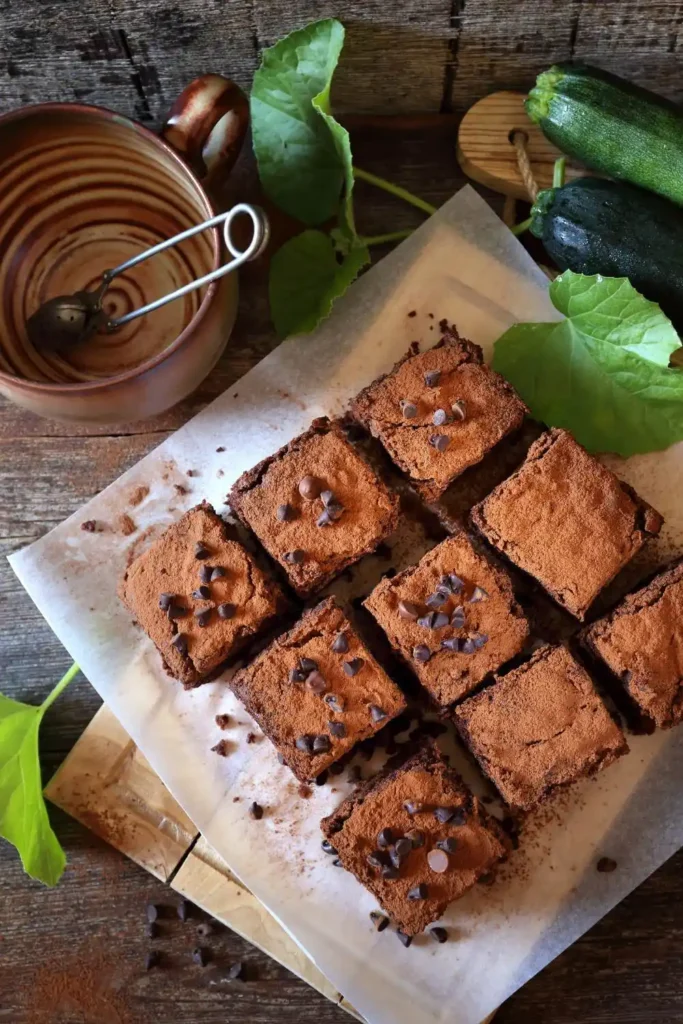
[120,503,284,688]
[351,326,527,502]
[230,597,407,781]
[363,534,529,708]
[228,419,399,599]
[471,429,663,620]
[583,559,683,729]
[453,645,628,811]
[321,741,508,936]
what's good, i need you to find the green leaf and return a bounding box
[269,229,369,338]
[0,664,79,886]
[251,19,352,227]
[493,271,683,457]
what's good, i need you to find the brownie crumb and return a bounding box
[211,739,231,757]
[596,857,617,873]
[298,784,312,799]
[249,801,264,820]
[129,485,149,507]
[174,483,188,495]
[119,513,137,536]
[407,310,417,318]
[216,446,226,453]
[246,731,257,744]
[215,714,231,729]
[81,519,98,532]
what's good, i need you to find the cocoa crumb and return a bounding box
[298,784,312,799]
[174,484,188,495]
[216,446,226,453]
[217,469,224,478]
[211,740,231,757]
[81,520,97,532]
[128,485,149,507]
[597,857,617,873]
[187,469,198,478]
[246,732,257,744]
[215,714,231,729]
[119,513,136,536]
[407,310,416,318]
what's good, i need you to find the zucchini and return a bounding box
[526,64,683,208]
[530,177,683,327]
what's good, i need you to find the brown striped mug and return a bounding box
[0,75,249,424]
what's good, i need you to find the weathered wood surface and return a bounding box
[3,2,683,1020]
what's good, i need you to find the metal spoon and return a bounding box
[26,203,269,352]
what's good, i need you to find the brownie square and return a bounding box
[321,741,508,937]
[230,597,407,782]
[120,503,285,688]
[363,534,529,708]
[583,559,683,729]
[471,429,663,620]
[351,327,527,502]
[453,645,628,811]
[229,419,399,599]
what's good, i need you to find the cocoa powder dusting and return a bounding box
[119,513,137,536]
[128,485,149,508]
[26,945,133,1024]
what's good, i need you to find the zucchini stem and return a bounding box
[511,216,532,236]
[553,157,566,188]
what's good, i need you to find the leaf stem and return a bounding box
[511,216,532,236]
[40,663,80,714]
[353,167,437,216]
[360,229,414,247]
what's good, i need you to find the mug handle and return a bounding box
[160,74,249,191]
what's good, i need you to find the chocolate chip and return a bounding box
[321,839,337,855]
[424,370,441,387]
[295,735,314,753]
[418,612,436,629]
[393,837,413,861]
[146,903,159,924]
[196,922,213,938]
[472,633,489,649]
[210,566,226,581]
[396,930,412,947]
[430,926,448,943]
[328,761,344,775]
[192,946,208,967]
[413,644,431,663]
[433,612,450,629]
[370,705,387,723]
[195,542,210,560]
[426,589,449,608]
[403,800,425,815]
[469,586,488,603]
[441,637,460,652]
[408,883,428,900]
[329,720,346,738]
[432,408,449,426]
[406,829,425,848]
[401,400,418,419]
[145,951,160,970]
[172,634,188,656]
[177,900,190,922]
[283,549,305,564]
[216,446,225,452]
[398,600,420,621]
[315,769,329,785]
[306,671,328,695]
[377,828,394,849]
[320,489,336,507]
[461,638,477,654]
[276,503,293,522]
[300,657,318,674]
[436,837,458,853]
[434,806,459,824]
[451,399,467,421]
[145,922,158,939]
[382,864,399,880]
[299,475,320,499]
[81,520,97,533]
[277,752,286,765]
[249,801,264,820]
[199,564,213,584]
[167,602,188,620]
[227,960,245,980]
[317,509,335,527]
[331,632,349,654]
[312,734,331,754]
[367,850,390,870]
[192,585,211,600]
[195,608,212,627]
[158,592,174,610]
[429,433,450,452]
[442,573,464,594]
[597,857,617,873]
[347,765,363,783]
[451,607,466,628]
[343,658,364,676]
[289,667,307,683]
[324,693,346,713]
[370,911,390,932]
[218,603,236,620]
[427,849,450,874]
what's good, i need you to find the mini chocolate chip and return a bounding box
[370,911,390,932]
[199,564,213,584]
[597,857,617,873]
[398,599,420,621]
[158,592,174,610]
[427,849,450,874]
[283,549,305,564]
[433,612,450,629]
[377,828,394,849]
[145,922,158,939]
[321,839,337,855]
[429,433,450,452]
[461,638,477,654]
[396,930,412,947]
[451,399,467,421]
[451,607,466,628]
[227,961,245,980]
[324,693,346,713]
[277,752,286,765]
[192,585,211,600]
[194,542,210,560]
[418,612,436,630]
[320,489,336,507]
[81,520,97,532]
[145,951,160,970]
[432,408,449,426]
[218,602,236,619]
[343,658,364,676]
[370,705,387,723]
[295,735,314,753]
[300,657,318,674]
[315,770,329,786]
[299,475,320,499]
[146,903,159,924]
[469,585,488,603]
[424,370,441,387]
[276,503,293,522]
[194,608,212,627]
[331,632,349,654]
[317,509,335,527]
[441,637,460,652]
[172,634,188,656]
[289,667,307,683]
[196,922,213,938]
[442,573,464,594]
[367,850,390,870]
[394,837,413,861]
[306,671,328,695]
[382,864,399,880]
[249,801,264,820]
[177,900,190,922]
[430,926,448,943]
[401,400,418,419]
[210,566,226,581]
[312,734,331,754]
[472,632,489,648]
[426,589,449,608]
[192,947,208,967]
[434,806,458,824]
[167,602,188,620]
[413,644,431,663]
[403,800,425,815]
[436,837,458,853]
[329,720,346,738]
[406,829,425,848]
[408,883,428,900]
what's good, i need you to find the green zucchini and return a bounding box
[530,177,683,327]
[526,64,683,207]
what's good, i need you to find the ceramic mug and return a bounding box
[0,75,250,424]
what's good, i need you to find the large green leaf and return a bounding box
[269,229,369,338]
[493,271,683,457]
[251,19,352,226]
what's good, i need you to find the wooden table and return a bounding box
[3,3,683,1022]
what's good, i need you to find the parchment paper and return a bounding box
[10,187,683,1024]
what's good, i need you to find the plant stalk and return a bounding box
[353,167,437,216]
[511,216,532,236]
[40,663,80,714]
[360,229,414,246]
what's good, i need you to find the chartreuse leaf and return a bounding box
[269,230,369,338]
[251,19,349,226]
[0,663,79,885]
[493,271,683,458]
